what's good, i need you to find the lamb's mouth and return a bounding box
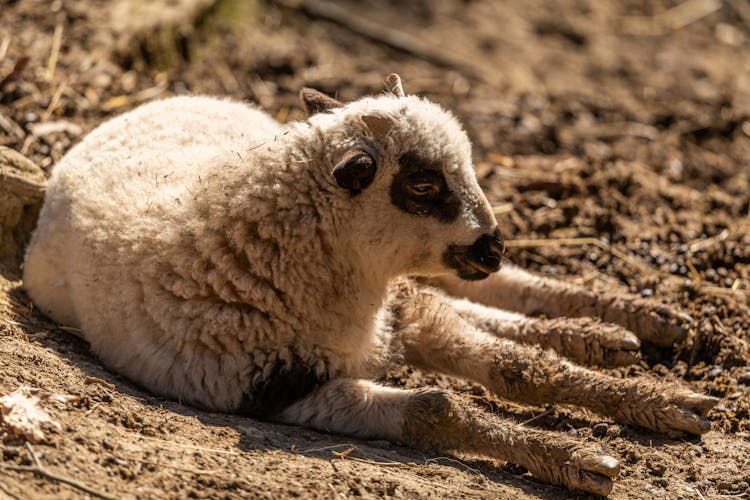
[443,229,504,281]
[443,250,503,281]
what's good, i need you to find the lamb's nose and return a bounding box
[468,228,504,273]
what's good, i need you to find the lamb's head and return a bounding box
[301,74,503,281]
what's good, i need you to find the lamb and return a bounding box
[23,74,718,495]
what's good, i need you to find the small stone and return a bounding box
[2,446,20,460]
[102,439,113,450]
[717,481,734,491]
[592,423,609,437]
[707,366,723,380]
[640,288,653,297]
[737,370,750,385]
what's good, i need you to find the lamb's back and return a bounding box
[24,96,281,328]
[56,96,280,217]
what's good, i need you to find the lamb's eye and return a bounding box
[406,182,439,198]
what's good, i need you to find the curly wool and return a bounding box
[23,93,488,412]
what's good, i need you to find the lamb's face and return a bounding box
[305,84,504,281]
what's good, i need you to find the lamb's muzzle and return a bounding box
[444,227,504,280]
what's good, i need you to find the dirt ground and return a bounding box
[2,0,750,498]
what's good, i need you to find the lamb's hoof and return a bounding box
[532,446,619,496]
[625,300,691,347]
[568,450,619,496]
[591,324,641,368]
[654,392,719,436]
[547,317,641,368]
[617,384,719,436]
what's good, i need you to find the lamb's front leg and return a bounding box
[428,263,689,346]
[446,295,642,367]
[278,378,618,495]
[393,283,718,435]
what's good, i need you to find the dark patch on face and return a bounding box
[443,228,504,280]
[389,152,460,222]
[237,356,328,419]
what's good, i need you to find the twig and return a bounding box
[25,443,42,469]
[689,228,730,253]
[20,82,68,155]
[685,259,701,284]
[661,0,722,30]
[331,447,405,467]
[84,402,101,416]
[424,456,482,475]
[0,464,116,499]
[274,0,498,87]
[294,443,363,455]
[519,407,555,426]
[130,434,240,455]
[46,19,64,82]
[622,0,722,35]
[296,443,407,467]
[0,36,10,62]
[112,452,222,476]
[3,319,34,330]
[41,83,67,122]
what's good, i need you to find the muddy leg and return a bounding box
[278,378,619,495]
[446,295,641,367]
[393,283,717,435]
[428,263,690,346]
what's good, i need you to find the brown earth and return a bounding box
[1,0,750,498]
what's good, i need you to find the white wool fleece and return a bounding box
[23,93,496,412]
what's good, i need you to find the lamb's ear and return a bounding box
[300,88,342,116]
[331,149,377,196]
[361,112,396,140]
[385,73,405,97]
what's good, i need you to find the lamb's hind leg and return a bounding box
[447,295,641,367]
[278,378,618,495]
[428,263,690,346]
[393,282,718,435]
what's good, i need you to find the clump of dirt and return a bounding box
[1,0,749,498]
[0,147,45,275]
